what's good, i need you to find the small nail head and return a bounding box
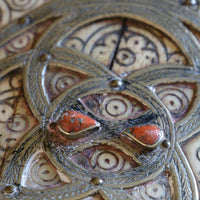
[162,139,171,148]
[3,185,18,196]
[49,122,57,129]
[4,185,14,194]
[181,0,198,5]
[39,53,51,62]
[196,148,200,161]
[18,16,31,25]
[90,177,103,185]
[109,79,125,90]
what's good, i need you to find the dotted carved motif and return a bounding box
[62,18,188,76]
[0,0,50,28]
[0,69,38,167]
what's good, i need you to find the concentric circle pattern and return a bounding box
[6,32,34,53]
[101,95,132,120]
[81,93,148,121]
[21,149,70,189]
[6,114,29,133]
[71,145,138,173]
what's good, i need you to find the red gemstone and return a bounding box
[58,111,98,133]
[125,125,163,147]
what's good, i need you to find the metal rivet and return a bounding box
[162,139,171,148]
[181,0,198,5]
[18,16,31,25]
[49,122,57,129]
[109,79,125,90]
[196,148,200,161]
[90,177,103,185]
[39,53,51,62]
[4,185,15,194]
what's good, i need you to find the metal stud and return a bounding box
[109,79,125,90]
[18,16,31,26]
[39,53,51,62]
[162,139,171,148]
[181,0,198,5]
[49,122,57,129]
[3,185,18,196]
[4,186,14,194]
[90,177,103,186]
